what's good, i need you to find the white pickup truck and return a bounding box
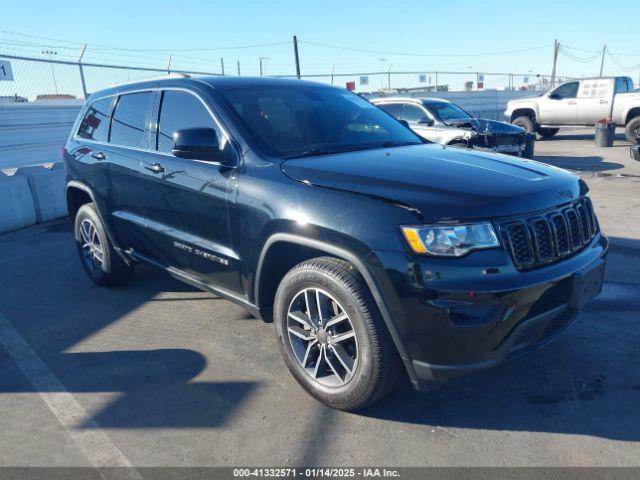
[505,76,640,142]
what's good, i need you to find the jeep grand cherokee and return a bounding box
[64,75,607,410]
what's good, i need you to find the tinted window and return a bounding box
[615,77,629,94]
[215,85,421,158]
[77,97,112,141]
[552,82,579,99]
[398,104,428,123]
[110,92,153,148]
[157,91,216,153]
[377,103,400,117]
[422,101,472,123]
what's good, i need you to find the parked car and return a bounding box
[372,96,533,158]
[505,76,640,142]
[64,75,607,410]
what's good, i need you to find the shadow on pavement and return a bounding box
[0,220,257,429]
[533,155,624,173]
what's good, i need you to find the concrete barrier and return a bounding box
[15,166,67,223]
[0,172,38,233]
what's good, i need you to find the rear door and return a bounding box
[539,81,579,124]
[137,88,241,292]
[576,79,613,124]
[105,91,156,252]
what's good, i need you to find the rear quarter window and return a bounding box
[76,97,112,142]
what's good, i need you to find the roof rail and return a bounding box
[109,72,191,88]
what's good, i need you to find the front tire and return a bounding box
[273,257,401,410]
[74,203,132,287]
[625,117,640,143]
[512,115,536,134]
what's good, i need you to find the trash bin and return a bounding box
[595,122,616,147]
[522,133,536,159]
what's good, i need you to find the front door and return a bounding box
[539,81,579,125]
[137,89,241,293]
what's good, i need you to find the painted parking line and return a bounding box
[0,313,141,480]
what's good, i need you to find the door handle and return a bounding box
[568,101,577,105]
[143,162,165,174]
[91,151,107,160]
[599,100,609,104]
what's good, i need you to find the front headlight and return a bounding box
[401,223,500,257]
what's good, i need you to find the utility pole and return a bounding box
[78,44,88,99]
[167,54,172,74]
[599,44,606,77]
[237,60,241,76]
[293,35,301,79]
[550,39,559,88]
[220,58,225,76]
[388,64,393,91]
[259,57,269,76]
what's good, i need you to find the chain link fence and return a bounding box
[0,52,558,104]
[0,53,221,102]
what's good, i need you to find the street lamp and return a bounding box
[259,57,270,76]
[41,50,59,95]
[379,58,386,90]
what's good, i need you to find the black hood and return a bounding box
[281,144,586,222]
[447,118,525,134]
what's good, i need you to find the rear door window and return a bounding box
[110,92,153,148]
[76,97,112,142]
[156,90,217,153]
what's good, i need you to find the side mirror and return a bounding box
[418,117,435,126]
[549,93,561,100]
[172,127,233,165]
[398,119,411,129]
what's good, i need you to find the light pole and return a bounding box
[379,57,386,90]
[259,57,270,76]
[42,50,59,95]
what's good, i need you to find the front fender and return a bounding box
[254,232,421,388]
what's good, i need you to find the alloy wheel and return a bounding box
[79,218,104,273]
[286,288,359,387]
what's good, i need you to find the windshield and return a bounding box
[214,85,422,158]
[422,101,472,124]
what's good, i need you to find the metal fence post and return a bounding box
[78,44,88,99]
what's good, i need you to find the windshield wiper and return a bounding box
[282,147,336,159]
[380,141,421,148]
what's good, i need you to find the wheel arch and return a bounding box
[254,233,418,386]
[511,107,537,123]
[66,180,131,264]
[625,107,640,125]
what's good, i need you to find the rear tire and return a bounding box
[273,257,401,410]
[625,116,640,143]
[512,115,536,134]
[537,127,559,138]
[74,203,132,287]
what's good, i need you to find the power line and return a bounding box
[0,29,290,53]
[298,40,552,57]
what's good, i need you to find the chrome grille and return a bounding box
[499,198,599,270]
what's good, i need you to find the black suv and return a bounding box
[64,75,607,410]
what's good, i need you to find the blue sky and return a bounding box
[1,0,639,94]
